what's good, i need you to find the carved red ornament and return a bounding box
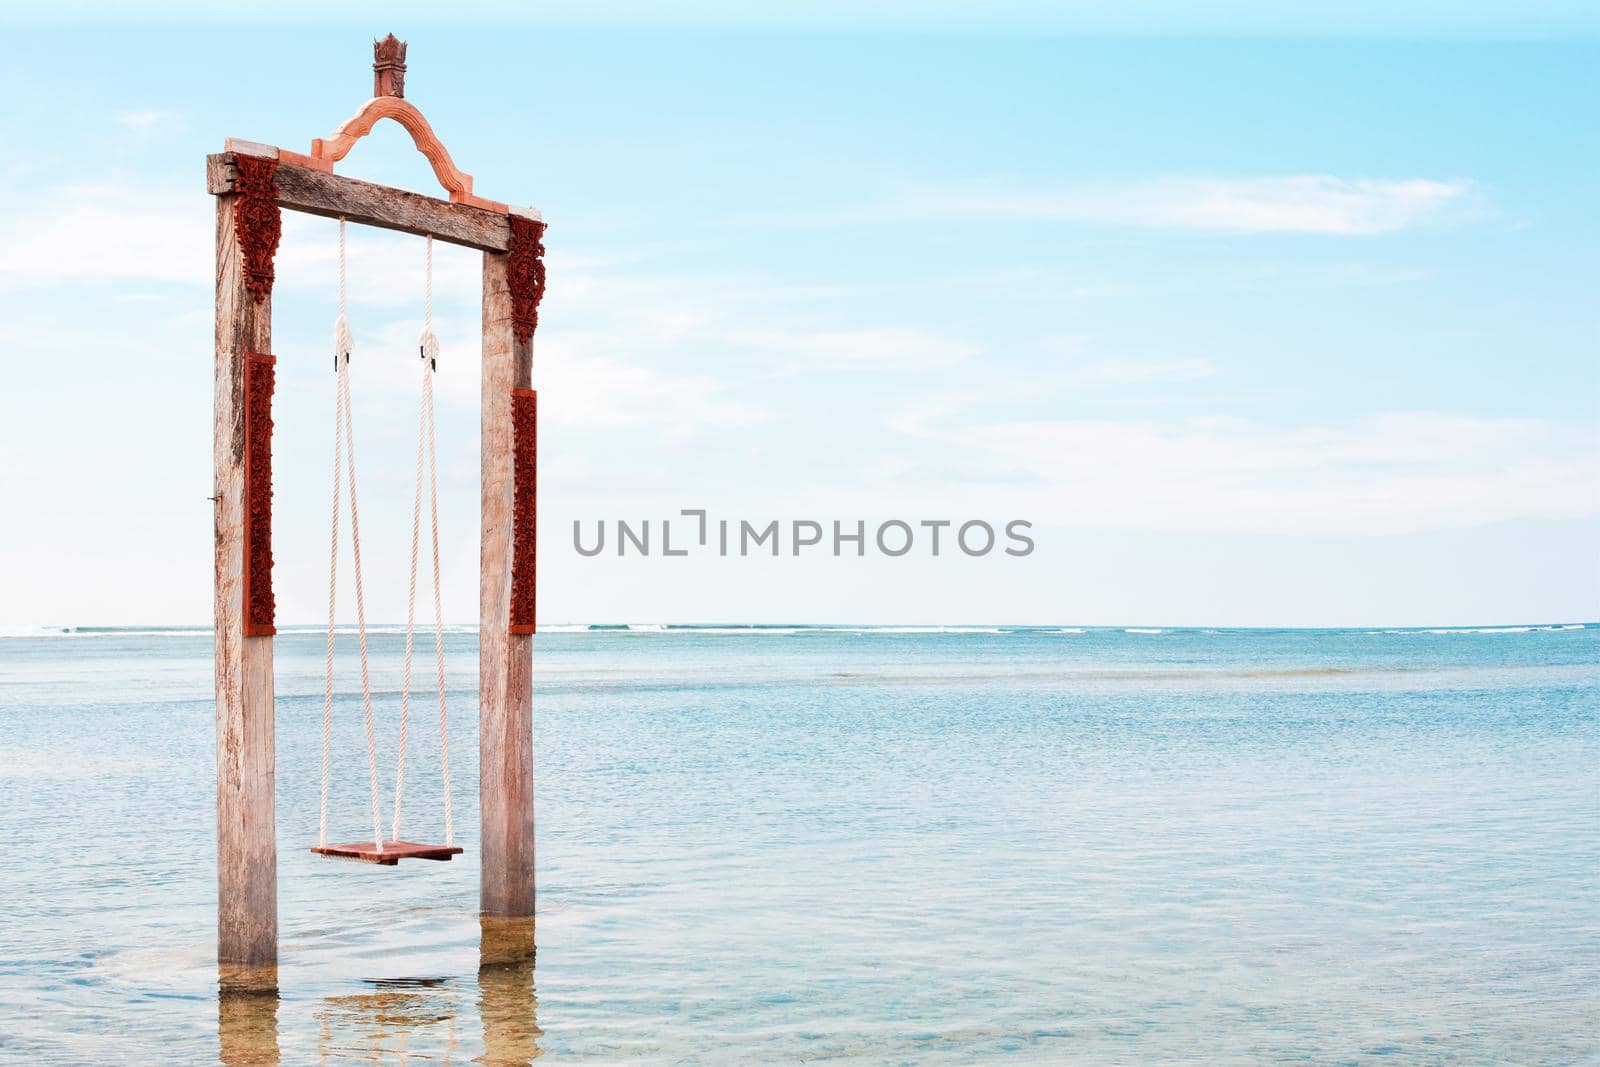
[373,33,408,98]
[507,215,547,344]
[243,352,277,636]
[510,389,537,635]
[233,155,281,303]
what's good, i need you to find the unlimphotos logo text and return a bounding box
[572,511,1034,559]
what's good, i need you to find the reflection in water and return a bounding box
[479,917,542,1064]
[315,979,460,1062]
[218,976,280,1067]
[316,977,462,1062]
[215,923,539,1065]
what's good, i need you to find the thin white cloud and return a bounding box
[0,185,207,284]
[537,337,769,437]
[1068,357,1217,387]
[885,357,1216,435]
[877,411,1598,535]
[728,326,976,368]
[888,396,960,436]
[115,109,179,131]
[892,176,1478,235]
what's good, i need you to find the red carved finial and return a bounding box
[373,34,408,98]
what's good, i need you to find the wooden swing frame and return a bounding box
[211,35,540,972]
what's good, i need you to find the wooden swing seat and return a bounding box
[311,840,464,866]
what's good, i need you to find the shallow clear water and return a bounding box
[0,625,1596,1063]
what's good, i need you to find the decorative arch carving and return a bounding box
[309,96,502,211]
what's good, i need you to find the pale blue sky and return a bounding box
[0,7,1594,626]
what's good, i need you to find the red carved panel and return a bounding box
[233,155,281,303]
[243,352,276,637]
[510,389,537,635]
[507,215,547,344]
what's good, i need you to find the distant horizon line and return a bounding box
[3,621,1593,635]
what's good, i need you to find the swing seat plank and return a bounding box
[311,840,464,866]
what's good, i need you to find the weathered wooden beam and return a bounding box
[480,250,536,917]
[207,151,513,252]
[214,193,278,976]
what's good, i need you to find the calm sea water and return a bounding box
[0,625,1595,1063]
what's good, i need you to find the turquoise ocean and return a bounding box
[0,624,1596,1062]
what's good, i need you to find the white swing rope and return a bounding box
[319,218,386,855]
[319,303,341,846]
[392,235,454,846]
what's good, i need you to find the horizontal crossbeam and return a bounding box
[206,147,530,253]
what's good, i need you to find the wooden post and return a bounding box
[214,195,278,973]
[480,251,536,917]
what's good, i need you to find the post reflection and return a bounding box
[218,967,280,1067]
[478,916,542,1064]
[216,920,540,1064]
